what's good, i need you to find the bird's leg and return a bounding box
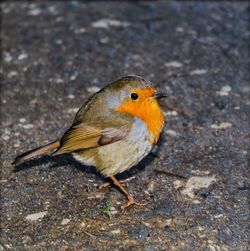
[109,175,147,209]
[98,176,134,189]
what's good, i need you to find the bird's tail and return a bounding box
[12,140,60,165]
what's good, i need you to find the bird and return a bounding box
[13,75,166,208]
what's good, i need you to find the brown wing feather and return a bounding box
[52,122,128,156]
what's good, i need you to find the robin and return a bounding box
[13,75,166,208]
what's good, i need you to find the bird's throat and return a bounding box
[117,98,164,144]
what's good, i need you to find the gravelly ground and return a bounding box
[1,1,249,250]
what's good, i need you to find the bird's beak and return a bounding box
[154,92,167,99]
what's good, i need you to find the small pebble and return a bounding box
[74,28,86,34]
[190,69,207,75]
[28,8,41,16]
[92,19,130,29]
[165,111,178,116]
[173,180,183,189]
[18,53,28,60]
[111,229,121,234]
[4,53,12,62]
[87,86,101,93]
[70,73,78,81]
[8,71,18,78]
[165,130,178,136]
[211,122,232,129]
[100,37,109,43]
[19,118,26,123]
[26,211,47,221]
[176,27,184,32]
[55,78,64,84]
[181,176,216,198]
[67,108,79,113]
[216,85,231,96]
[165,61,183,68]
[19,124,34,129]
[2,135,10,141]
[68,94,75,99]
[14,143,20,148]
[61,218,71,226]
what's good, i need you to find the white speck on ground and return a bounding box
[26,211,47,221]
[110,207,118,216]
[2,7,10,14]
[61,218,71,225]
[55,78,64,84]
[2,128,11,141]
[192,199,201,204]
[80,222,86,228]
[74,28,86,34]
[18,53,28,60]
[214,214,224,219]
[4,52,12,62]
[19,124,34,129]
[55,39,62,45]
[68,94,75,99]
[211,122,232,129]
[67,108,79,113]
[190,69,207,75]
[147,181,156,192]
[8,71,18,78]
[48,6,57,14]
[19,118,26,123]
[176,27,184,32]
[173,180,183,189]
[216,85,232,96]
[100,37,109,43]
[165,130,178,136]
[2,135,10,141]
[70,73,78,81]
[181,175,216,198]
[28,8,41,16]
[56,16,63,22]
[14,142,20,148]
[191,169,210,175]
[94,193,103,199]
[165,61,183,68]
[87,86,101,93]
[92,19,130,29]
[111,229,121,234]
[165,111,178,116]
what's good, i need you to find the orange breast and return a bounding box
[117,97,165,144]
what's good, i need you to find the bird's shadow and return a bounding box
[13,147,159,182]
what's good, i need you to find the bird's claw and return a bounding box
[121,195,148,209]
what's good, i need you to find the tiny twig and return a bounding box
[82,229,95,237]
[153,169,186,179]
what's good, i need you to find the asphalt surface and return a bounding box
[1,1,249,250]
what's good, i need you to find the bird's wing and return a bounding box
[52,122,129,155]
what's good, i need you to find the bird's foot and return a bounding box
[121,195,148,209]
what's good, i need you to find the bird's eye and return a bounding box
[130,93,138,100]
